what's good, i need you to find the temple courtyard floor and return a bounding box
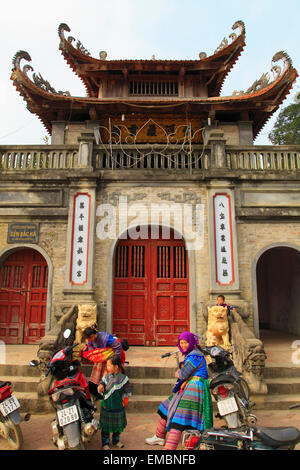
[1,329,300,450]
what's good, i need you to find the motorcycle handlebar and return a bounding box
[161,350,180,359]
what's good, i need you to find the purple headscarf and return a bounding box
[177,331,199,356]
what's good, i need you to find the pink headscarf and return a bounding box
[177,331,199,356]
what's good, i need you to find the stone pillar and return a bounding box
[238,121,254,145]
[51,121,66,144]
[77,132,95,170]
[207,129,227,169]
[63,180,97,306]
[207,180,242,306]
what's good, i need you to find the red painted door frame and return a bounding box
[0,249,48,345]
[112,229,190,346]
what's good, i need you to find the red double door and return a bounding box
[0,249,48,344]
[113,230,190,346]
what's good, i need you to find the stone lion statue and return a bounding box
[74,304,97,358]
[206,305,231,351]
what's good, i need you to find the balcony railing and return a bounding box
[226,146,300,171]
[0,146,78,170]
[93,145,210,170]
[1,144,300,172]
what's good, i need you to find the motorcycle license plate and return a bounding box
[0,395,20,417]
[217,396,238,416]
[57,405,79,427]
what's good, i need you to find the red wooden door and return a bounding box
[0,249,48,344]
[113,229,189,346]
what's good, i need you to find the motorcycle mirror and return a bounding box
[30,360,40,367]
[63,329,71,339]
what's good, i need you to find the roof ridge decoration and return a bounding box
[58,23,91,56]
[12,50,71,97]
[58,20,245,62]
[232,51,293,97]
[213,20,246,56]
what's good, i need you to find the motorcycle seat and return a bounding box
[0,381,10,388]
[253,426,300,447]
[210,374,235,389]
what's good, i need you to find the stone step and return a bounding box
[0,364,40,377]
[0,375,39,393]
[251,394,300,411]
[130,378,173,395]
[11,391,53,414]
[0,375,175,396]
[10,389,300,414]
[263,367,300,378]
[266,378,300,394]
[128,394,300,413]
[2,362,300,380]
[126,366,176,379]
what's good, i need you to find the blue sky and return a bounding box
[0,0,299,145]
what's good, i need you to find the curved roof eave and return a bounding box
[10,48,298,138]
[58,21,246,97]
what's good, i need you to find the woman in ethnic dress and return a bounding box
[82,326,122,400]
[145,331,213,450]
[98,355,131,449]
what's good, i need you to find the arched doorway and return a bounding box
[0,248,48,344]
[112,227,190,346]
[256,246,300,335]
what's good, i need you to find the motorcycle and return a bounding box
[183,425,300,450]
[181,345,300,450]
[30,329,98,450]
[0,380,30,450]
[203,345,257,429]
[162,344,255,428]
[161,345,300,450]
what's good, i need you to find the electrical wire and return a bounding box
[94,121,209,170]
[0,118,36,141]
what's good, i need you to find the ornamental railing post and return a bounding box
[207,129,227,169]
[77,131,95,170]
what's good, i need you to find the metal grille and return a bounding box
[32,266,41,288]
[1,266,11,288]
[13,266,23,288]
[131,246,145,278]
[157,246,171,278]
[115,246,129,278]
[174,246,187,278]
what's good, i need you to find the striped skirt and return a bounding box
[99,407,127,434]
[158,376,212,432]
[89,362,107,385]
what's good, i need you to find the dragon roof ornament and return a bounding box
[214,20,246,54]
[232,50,293,97]
[12,50,70,97]
[58,23,91,56]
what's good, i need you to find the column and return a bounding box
[63,180,97,303]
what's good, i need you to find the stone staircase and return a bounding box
[1,362,300,414]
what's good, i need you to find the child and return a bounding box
[216,294,237,313]
[98,355,131,450]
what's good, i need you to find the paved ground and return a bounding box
[2,329,300,450]
[1,409,300,451]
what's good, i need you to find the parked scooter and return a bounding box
[183,423,300,450]
[203,345,257,428]
[162,344,255,428]
[0,381,30,449]
[30,329,98,450]
[181,345,300,450]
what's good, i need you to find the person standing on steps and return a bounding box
[145,331,213,450]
